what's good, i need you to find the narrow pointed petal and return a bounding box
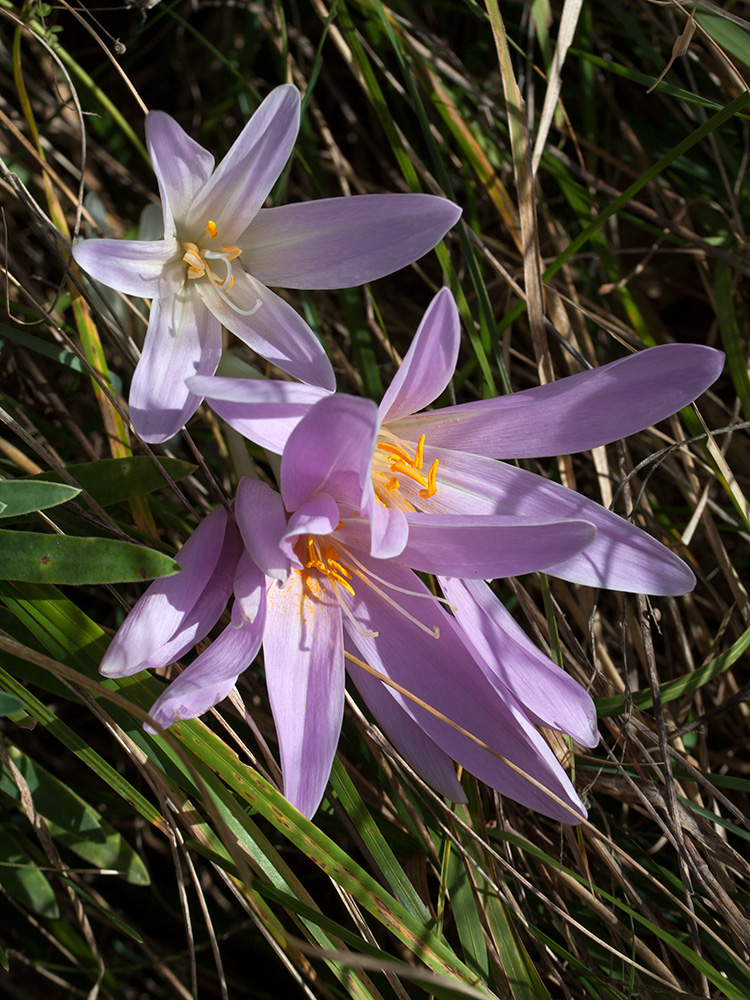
[347,648,467,801]
[281,395,379,512]
[424,448,696,594]
[440,577,599,747]
[200,270,335,390]
[341,556,586,822]
[236,478,293,581]
[187,375,328,452]
[184,85,301,245]
[99,507,230,677]
[264,570,345,818]
[145,111,215,235]
[130,289,222,443]
[400,513,596,579]
[73,238,181,297]
[238,194,461,289]
[390,344,724,458]
[145,612,266,731]
[379,289,460,423]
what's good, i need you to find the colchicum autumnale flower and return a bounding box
[101,398,602,822]
[192,287,725,595]
[73,85,461,443]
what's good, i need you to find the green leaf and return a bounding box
[596,623,750,717]
[0,829,59,918]
[0,692,26,716]
[0,480,81,518]
[24,456,196,507]
[0,530,180,584]
[0,745,150,886]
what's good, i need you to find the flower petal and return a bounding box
[236,478,293,581]
[341,555,586,822]
[264,570,345,818]
[145,111,215,236]
[439,577,599,747]
[129,288,222,443]
[145,611,266,732]
[73,238,181,298]
[399,513,596,579]
[421,448,696,595]
[379,289,460,423]
[280,395,379,512]
[200,269,335,390]
[186,375,328,453]
[238,194,461,288]
[346,646,467,801]
[184,85,301,245]
[282,495,341,555]
[368,502,409,560]
[231,550,266,626]
[100,507,231,678]
[390,344,724,458]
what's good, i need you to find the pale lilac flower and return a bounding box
[192,288,725,595]
[73,85,461,443]
[100,505,266,725]
[100,396,601,822]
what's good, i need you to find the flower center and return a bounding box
[180,220,260,316]
[372,432,439,509]
[302,537,354,597]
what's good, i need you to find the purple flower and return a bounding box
[100,400,599,821]
[192,288,724,595]
[73,85,461,443]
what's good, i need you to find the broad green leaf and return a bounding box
[0,829,59,918]
[445,845,490,981]
[0,530,180,584]
[696,11,750,68]
[0,745,150,885]
[0,692,26,715]
[0,480,81,518]
[25,456,196,507]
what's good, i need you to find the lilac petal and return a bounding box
[231,551,265,626]
[199,269,335,390]
[426,448,696,595]
[235,478,292,581]
[186,376,328,453]
[281,395,379,513]
[129,289,221,443]
[390,344,724,458]
[238,194,461,289]
[282,494,341,561]
[145,612,266,732]
[379,289,460,423]
[264,569,345,818]
[100,507,230,677]
[184,85,300,245]
[440,577,598,747]
[346,645,467,801]
[400,513,596,579]
[73,238,182,298]
[341,555,586,822]
[145,111,215,236]
[367,502,409,560]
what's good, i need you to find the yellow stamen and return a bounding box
[376,441,414,463]
[389,462,428,489]
[386,476,400,491]
[413,434,425,470]
[205,220,219,239]
[220,244,242,260]
[419,459,439,499]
